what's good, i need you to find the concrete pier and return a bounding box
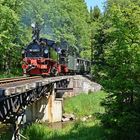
[24,75,101,123]
[25,91,63,123]
[25,96,49,122]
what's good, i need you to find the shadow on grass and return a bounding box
[0,125,12,140]
[26,121,107,140]
[49,124,106,140]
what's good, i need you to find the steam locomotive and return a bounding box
[22,24,91,76]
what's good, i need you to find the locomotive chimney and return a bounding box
[31,22,40,41]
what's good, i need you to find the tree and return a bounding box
[89,6,103,78]
[0,0,31,75]
[98,0,140,139]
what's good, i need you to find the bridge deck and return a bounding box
[0,76,73,97]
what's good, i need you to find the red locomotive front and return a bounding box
[22,39,68,76]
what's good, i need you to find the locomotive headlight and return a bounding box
[44,49,48,54]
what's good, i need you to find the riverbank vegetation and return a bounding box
[23,91,107,140]
[64,91,106,117]
[24,120,106,140]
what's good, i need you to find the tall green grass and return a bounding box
[0,125,12,140]
[24,120,106,140]
[64,91,106,117]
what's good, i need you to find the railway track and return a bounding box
[0,76,42,86]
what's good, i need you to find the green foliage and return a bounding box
[24,121,106,140]
[64,91,106,117]
[90,6,104,79]
[0,133,11,140]
[90,6,101,21]
[0,0,31,75]
[0,124,12,140]
[92,0,140,139]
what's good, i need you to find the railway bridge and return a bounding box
[0,75,101,140]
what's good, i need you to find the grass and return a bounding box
[23,120,106,140]
[23,91,107,140]
[0,132,12,140]
[0,124,12,140]
[64,91,106,117]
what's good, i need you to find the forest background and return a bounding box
[0,0,140,139]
